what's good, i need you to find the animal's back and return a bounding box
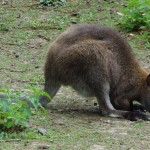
[46,24,140,79]
[50,24,137,66]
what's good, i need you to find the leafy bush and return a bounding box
[0,87,50,133]
[118,0,150,32]
[40,0,66,6]
[0,100,30,129]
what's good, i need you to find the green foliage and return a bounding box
[0,87,50,133]
[143,32,150,49]
[118,0,150,32]
[0,23,9,31]
[25,86,50,111]
[27,19,53,30]
[0,89,30,130]
[27,19,41,30]
[40,0,66,6]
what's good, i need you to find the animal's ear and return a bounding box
[146,74,150,86]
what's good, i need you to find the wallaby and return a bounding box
[39,24,150,121]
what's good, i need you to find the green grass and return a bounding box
[1,108,150,149]
[0,0,150,149]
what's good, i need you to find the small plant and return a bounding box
[28,19,41,30]
[0,87,50,133]
[118,0,150,32]
[0,23,9,31]
[28,19,53,30]
[40,0,66,6]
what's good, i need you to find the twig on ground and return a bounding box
[0,67,26,73]
[0,139,21,142]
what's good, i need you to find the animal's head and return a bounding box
[141,74,150,112]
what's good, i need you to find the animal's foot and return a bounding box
[132,103,146,113]
[125,111,150,121]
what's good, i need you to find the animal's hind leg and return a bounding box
[86,75,150,120]
[111,98,131,111]
[112,96,146,112]
[96,87,149,120]
[39,77,61,107]
[85,73,117,116]
[93,82,117,116]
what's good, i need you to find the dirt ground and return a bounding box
[0,0,150,150]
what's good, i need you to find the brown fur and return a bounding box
[40,24,150,121]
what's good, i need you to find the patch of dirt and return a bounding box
[90,144,105,150]
[141,60,150,71]
[26,38,47,49]
[24,142,51,150]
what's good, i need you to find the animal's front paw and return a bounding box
[132,103,146,113]
[125,112,150,121]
